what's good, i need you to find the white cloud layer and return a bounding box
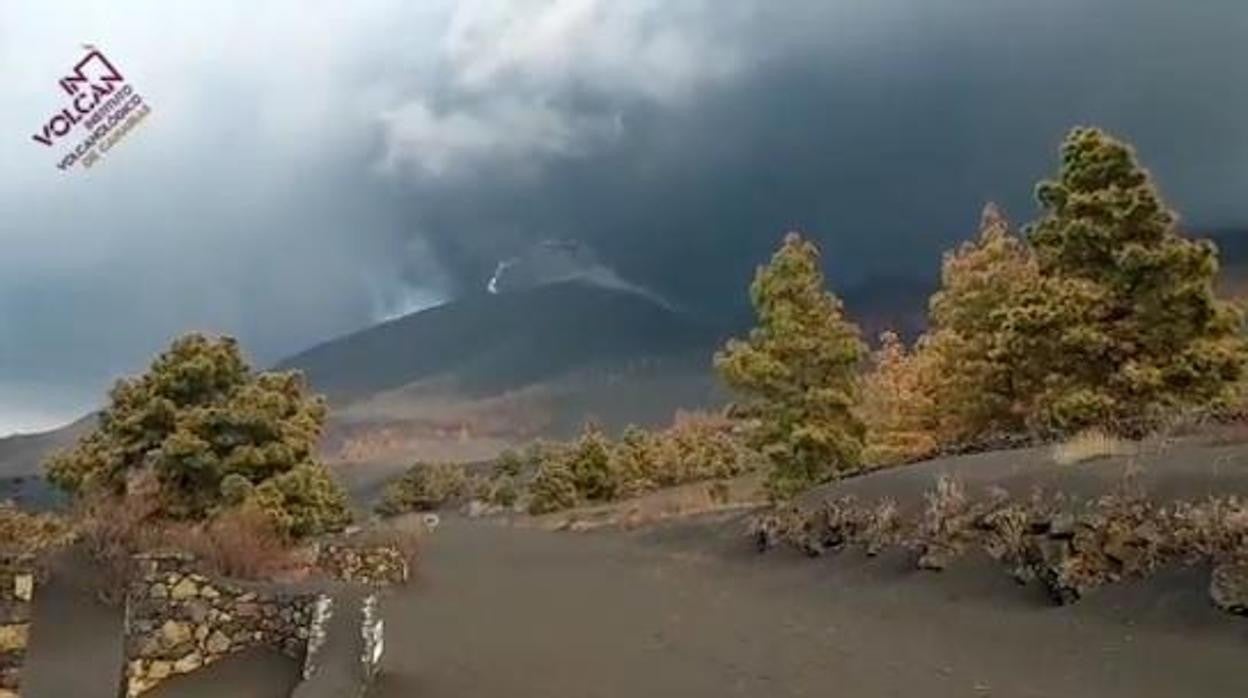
[378,0,745,177]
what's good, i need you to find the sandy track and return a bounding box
[371,514,1248,698]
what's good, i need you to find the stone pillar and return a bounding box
[359,594,383,682]
[0,553,35,698]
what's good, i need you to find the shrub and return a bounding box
[716,232,867,499]
[916,475,982,570]
[1171,496,1248,565]
[612,425,662,496]
[73,490,163,603]
[565,424,617,501]
[219,473,255,506]
[253,464,352,539]
[862,498,904,556]
[493,449,525,478]
[655,411,756,485]
[158,505,298,580]
[375,462,469,517]
[795,496,870,557]
[0,503,75,555]
[487,476,519,508]
[528,460,579,515]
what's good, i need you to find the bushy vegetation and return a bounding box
[463,413,760,516]
[0,502,75,555]
[46,333,351,540]
[375,462,472,516]
[715,233,868,499]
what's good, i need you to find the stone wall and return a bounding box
[121,552,329,697]
[0,554,34,698]
[317,542,408,587]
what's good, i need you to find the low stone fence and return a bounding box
[0,554,34,698]
[121,552,330,697]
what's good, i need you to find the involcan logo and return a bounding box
[31,45,152,171]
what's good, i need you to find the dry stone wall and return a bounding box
[121,552,329,697]
[0,554,34,698]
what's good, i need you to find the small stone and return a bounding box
[173,652,203,674]
[148,661,172,680]
[160,620,192,649]
[206,630,231,654]
[186,600,210,623]
[201,586,220,600]
[0,624,28,652]
[150,583,167,600]
[12,575,33,603]
[170,578,198,600]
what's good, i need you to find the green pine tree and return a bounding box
[47,333,350,537]
[1021,127,1246,432]
[715,232,867,498]
[920,203,1043,442]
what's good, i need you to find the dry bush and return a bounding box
[73,490,163,603]
[747,506,803,553]
[862,498,905,556]
[1052,429,1137,466]
[916,475,982,570]
[790,496,870,557]
[1171,496,1248,565]
[0,502,75,555]
[977,488,1065,582]
[155,506,302,580]
[74,490,305,602]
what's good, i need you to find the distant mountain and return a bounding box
[273,280,731,465]
[279,280,726,402]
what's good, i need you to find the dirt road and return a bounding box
[371,514,1248,698]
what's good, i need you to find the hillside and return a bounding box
[278,280,724,402]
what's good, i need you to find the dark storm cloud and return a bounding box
[384,0,1248,317]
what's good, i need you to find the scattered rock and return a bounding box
[1210,563,1248,615]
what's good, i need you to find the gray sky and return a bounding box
[2,0,1247,435]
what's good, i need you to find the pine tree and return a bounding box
[921,203,1042,441]
[715,232,866,498]
[861,331,939,466]
[47,333,350,537]
[1021,127,1246,431]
